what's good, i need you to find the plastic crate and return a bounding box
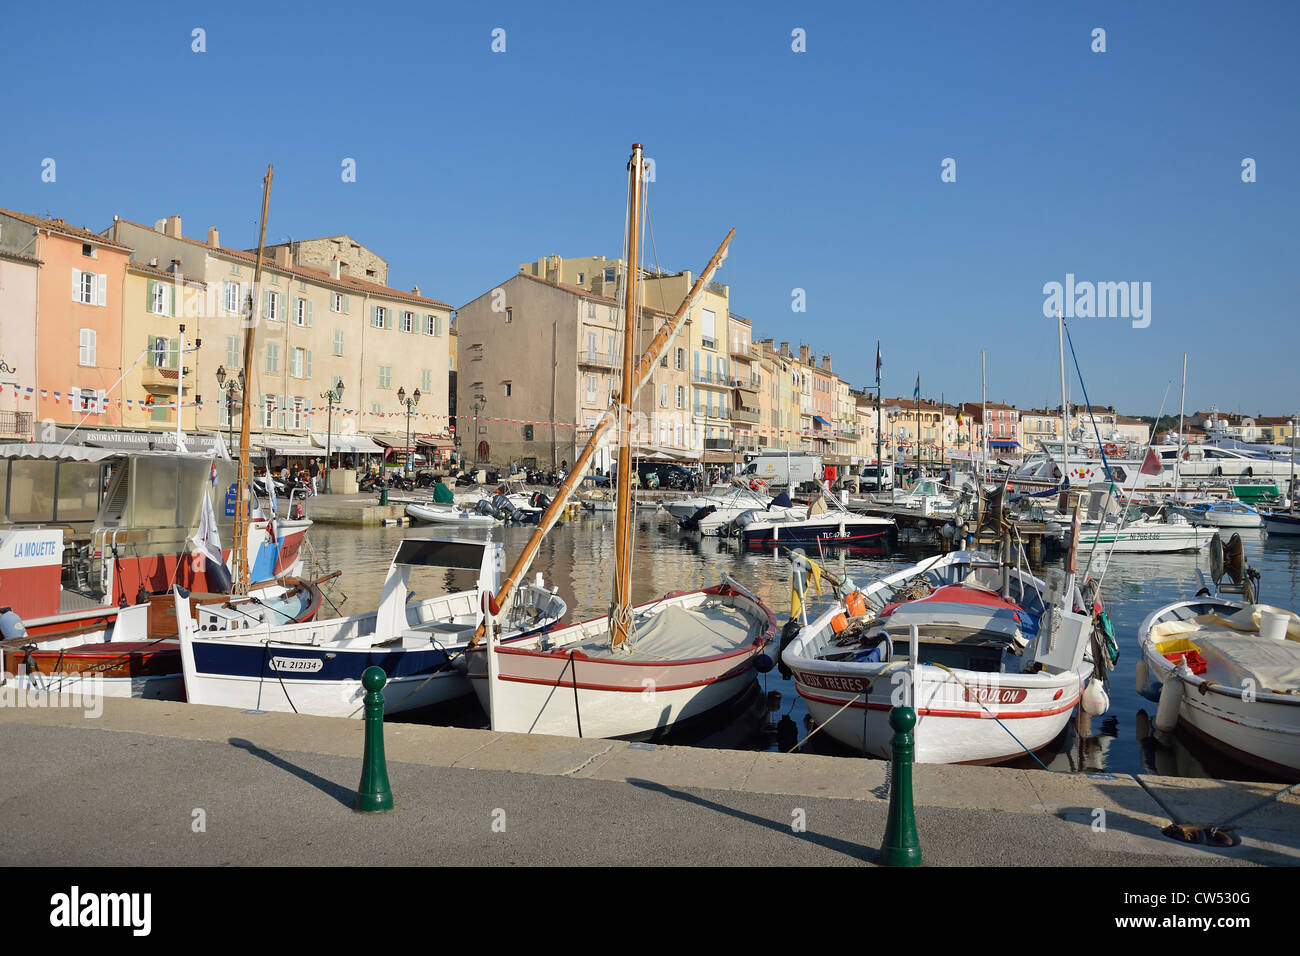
[1163,649,1208,675]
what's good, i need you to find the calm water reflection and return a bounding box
[304,509,1300,779]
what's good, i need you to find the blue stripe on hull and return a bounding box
[192,643,452,681]
[743,526,889,546]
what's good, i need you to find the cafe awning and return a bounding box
[311,433,385,455]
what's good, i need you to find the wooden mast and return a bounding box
[610,144,644,648]
[232,164,273,595]
[475,228,735,635]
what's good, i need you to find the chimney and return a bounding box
[207,227,220,248]
[339,260,350,276]
[821,354,832,372]
[545,255,560,284]
[799,344,811,365]
[274,245,291,268]
[779,341,792,359]
[164,215,182,238]
[330,257,341,280]
[148,257,159,268]
[412,285,420,297]
[169,258,182,275]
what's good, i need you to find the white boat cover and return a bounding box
[1195,634,1300,693]
[573,602,760,662]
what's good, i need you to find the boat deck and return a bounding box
[564,601,762,663]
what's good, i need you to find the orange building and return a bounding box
[0,209,131,429]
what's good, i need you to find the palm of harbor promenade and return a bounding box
[3,211,1241,465]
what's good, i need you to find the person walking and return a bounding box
[308,458,321,495]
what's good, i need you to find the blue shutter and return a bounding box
[307,300,314,326]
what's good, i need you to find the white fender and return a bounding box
[1155,664,1188,733]
[1081,677,1109,717]
[1135,656,1150,695]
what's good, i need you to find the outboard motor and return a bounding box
[530,491,551,510]
[725,509,760,538]
[680,504,716,532]
[492,493,526,523]
[474,498,500,519]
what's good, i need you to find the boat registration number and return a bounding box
[963,687,1027,704]
[269,657,323,673]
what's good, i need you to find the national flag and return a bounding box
[875,343,882,386]
[192,488,231,592]
[956,407,964,427]
[913,374,920,402]
[1140,446,1162,476]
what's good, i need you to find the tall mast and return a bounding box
[1175,352,1187,496]
[1057,310,1069,491]
[232,164,273,595]
[610,144,644,648]
[980,349,986,481]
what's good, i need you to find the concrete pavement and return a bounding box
[0,697,1296,866]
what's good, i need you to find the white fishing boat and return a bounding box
[781,512,1115,763]
[1264,511,1300,537]
[1047,513,1215,553]
[465,144,778,740]
[1138,536,1300,779]
[405,502,497,527]
[734,497,895,548]
[172,537,566,717]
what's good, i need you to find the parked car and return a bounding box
[635,462,698,491]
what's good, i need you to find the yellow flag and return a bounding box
[790,557,824,620]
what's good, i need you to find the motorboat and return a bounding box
[678,487,807,535]
[405,502,496,527]
[1138,534,1300,779]
[732,495,895,547]
[781,522,1115,763]
[172,536,566,717]
[1263,510,1300,537]
[1169,499,1263,529]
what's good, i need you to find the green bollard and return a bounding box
[379,487,389,506]
[880,705,921,866]
[356,666,394,813]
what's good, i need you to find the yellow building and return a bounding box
[119,263,204,435]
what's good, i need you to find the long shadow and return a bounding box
[229,737,356,809]
[627,778,878,863]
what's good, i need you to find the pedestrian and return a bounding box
[309,458,320,494]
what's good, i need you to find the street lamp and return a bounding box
[215,365,244,453]
[397,386,420,477]
[471,396,487,472]
[321,379,344,494]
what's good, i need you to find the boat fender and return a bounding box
[1154,664,1187,732]
[754,653,775,674]
[1081,677,1109,717]
[777,618,802,680]
[0,608,26,639]
[1135,657,1150,695]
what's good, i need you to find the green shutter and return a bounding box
[307,300,314,326]
[145,279,155,312]
[169,338,179,369]
[146,335,156,367]
[306,350,313,378]
[263,289,271,321]
[343,294,350,314]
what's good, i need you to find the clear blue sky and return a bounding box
[4,0,1296,417]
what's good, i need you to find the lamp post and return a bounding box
[215,365,244,453]
[397,386,420,477]
[321,379,344,494]
[471,396,486,472]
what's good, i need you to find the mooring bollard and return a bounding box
[379,486,389,506]
[880,705,921,866]
[356,666,393,813]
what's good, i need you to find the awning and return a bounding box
[311,433,385,455]
[813,416,831,427]
[988,440,1021,448]
[0,442,120,462]
[416,436,455,448]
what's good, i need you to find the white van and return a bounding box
[740,451,822,490]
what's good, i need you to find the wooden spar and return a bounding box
[610,144,645,647]
[471,229,736,639]
[232,164,273,595]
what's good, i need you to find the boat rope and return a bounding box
[19,633,175,695]
[784,689,866,753]
[567,650,583,738]
[1061,320,1115,483]
[260,641,299,714]
[928,662,1054,773]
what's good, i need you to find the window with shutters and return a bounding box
[151,396,170,422]
[76,270,96,304]
[421,369,432,392]
[401,311,415,333]
[266,291,279,321]
[291,348,305,379]
[660,384,667,407]
[295,298,307,326]
[331,292,343,313]
[333,329,344,356]
[79,329,97,366]
[224,281,240,314]
[373,306,388,329]
[425,314,440,336]
[150,336,168,368]
[152,282,168,315]
[378,365,391,389]
[675,348,684,370]
[587,302,595,318]
[225,336,239,369]
[77,388,100,413]
[265,342,279,373]
[264,395,276,428]
[371,402,381,414]
[586,375,596,403]
[675,386,684,409]
[292,398,305,429]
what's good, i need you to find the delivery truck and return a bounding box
[740,451,823,491]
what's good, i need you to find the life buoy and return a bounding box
[1104,443,1119,456]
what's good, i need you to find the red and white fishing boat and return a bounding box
[465,144,777,739]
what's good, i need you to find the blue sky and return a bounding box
[4,0,1296,416]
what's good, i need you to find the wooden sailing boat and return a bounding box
[465,144,777,739]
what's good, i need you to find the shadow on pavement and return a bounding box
[229,737,356,809]
[627,777,877,863]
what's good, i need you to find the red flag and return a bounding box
[1140,447,1162,476]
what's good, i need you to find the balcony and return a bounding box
[704,438,733,451]
[141,366,191,391]
[0,410,32,440]
[692,369,731,389]
[731,407,759,425]
[730,343,752,361]
[579,350,617,369]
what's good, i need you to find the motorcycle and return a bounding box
[358,474,386,493]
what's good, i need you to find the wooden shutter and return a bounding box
[307,300,313,326]
[306,350,312,378]
[96,274,107,306]
[72,268,82,301]
[169,338,179,369]
[146,334,156,367]
[343,294,350,314]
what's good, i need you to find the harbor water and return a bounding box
[303,507,1300,781]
